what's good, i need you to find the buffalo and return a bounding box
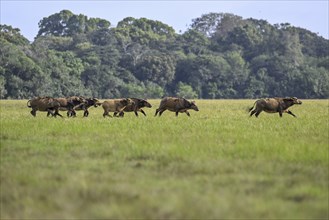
[56,96,87,117]
[115,98,152,117]
[70,97,101,117]
[249,97,302,117]
[27,96,86,117]
[27,97,62,117]
[102,98,134,118]
[155,97,199,117]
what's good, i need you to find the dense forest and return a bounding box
[1,10,328,99]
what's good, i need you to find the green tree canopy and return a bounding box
[37,10,110,37]
[1,11,328,99]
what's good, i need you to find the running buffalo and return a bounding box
[116,98,152,117]
[57,96,86,117]
[249,97,302,117]
[102,98,134,118]
[155,97,199,117]
[27,97,62,117]
[71,97,101,117]
[27,96,86,117]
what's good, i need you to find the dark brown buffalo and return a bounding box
[58,96,87,117]
[27,96,86,117]
[155,97,199,117]
[27,97,62,117]
[70,97,101,117]
[249,97,302,117]
[102,98,134,118]
[116,98,152,117]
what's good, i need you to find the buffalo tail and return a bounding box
[27,100,32,108]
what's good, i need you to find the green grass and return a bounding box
[1,99,328,219]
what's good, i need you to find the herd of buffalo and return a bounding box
[26,96,302,118]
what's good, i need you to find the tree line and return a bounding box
[1,10,328,99]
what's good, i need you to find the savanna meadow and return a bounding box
[0,99,328,219]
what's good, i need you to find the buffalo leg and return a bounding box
[103,111,112,118]
[175,111,179,117]
[155,108,164,116]
[54,110,63,118]
[134,111,139,117]
[287,110,297,117]
[154,109,160,116]
[114,111,124,117]
[67,110,73,117]
[158,109,166,116]
[277,106,284,117]
[83,110,89,117]
[140,109,146,116]
[279,111,283,117]
[47,110,54,117]
[31,110,37,117]
[71,110,77,117]
[185,111,191,117]
[47,109,55,117]
[249,109,257,117]
[255,111,262,118]
[67,110,76,117]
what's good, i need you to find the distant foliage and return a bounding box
[1,11,328,99]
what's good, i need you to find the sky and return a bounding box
[1,0,328,41]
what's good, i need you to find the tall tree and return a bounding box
[37,10,110,37]
[191,13,244,38]
[0,39,50,98]
[134,52,176,87]
[116,17,176,50]
[0,25,30,45]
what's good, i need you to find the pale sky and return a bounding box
[1,0,328,41]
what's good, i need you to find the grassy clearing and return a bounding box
[0,99,328,219]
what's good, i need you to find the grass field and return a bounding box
[0,99,328,219]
